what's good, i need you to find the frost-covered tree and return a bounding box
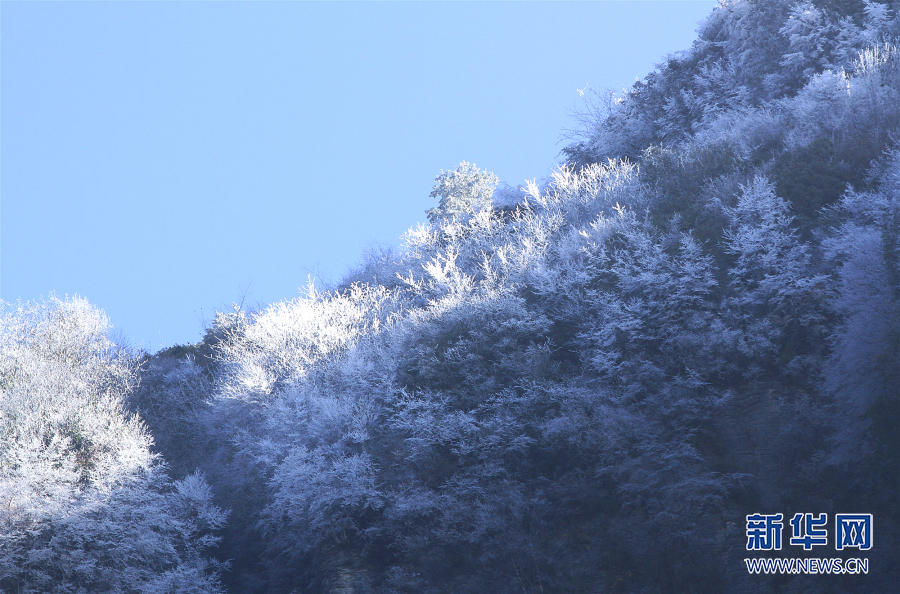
[825,148,899,473]
[426,161,499,224]
[563,0,899,169]
[723,176,833,381]
[0,297,225,594]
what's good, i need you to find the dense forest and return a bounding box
[2,0,898,592]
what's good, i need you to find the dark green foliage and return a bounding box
[640,141,746,241]
[773,137,856,228]
[815,0,869,21]
[396,295,553,405]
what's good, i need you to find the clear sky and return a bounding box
[2,1,717,352]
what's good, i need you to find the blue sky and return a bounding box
[2,1,716,351]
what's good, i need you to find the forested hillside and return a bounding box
[3,1,898,593]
